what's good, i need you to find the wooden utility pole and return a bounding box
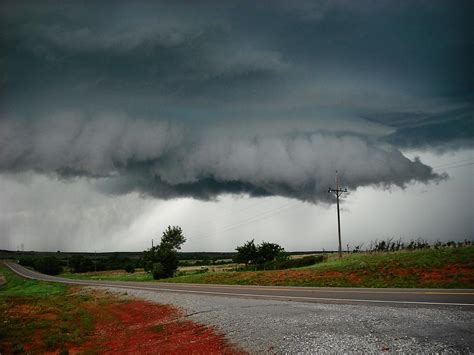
[328,171,348,258]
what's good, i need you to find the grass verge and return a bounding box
[61,269,153,282]
[0,263,94,353]
[56,247,474,288]
[0,263,243,354]
[163,247,474,288]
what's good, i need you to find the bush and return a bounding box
[124,264,135,273]
[69,255,94,273]
[234,240,286,267]
[144,226,186,279]
[18,256,63,275]
[257,255,324,270]
[152,263,167,280]
[18,256,36,268]
[34,256,63,275]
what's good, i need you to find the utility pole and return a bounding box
[328,171,348,258]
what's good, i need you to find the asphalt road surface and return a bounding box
[5,262,474,352]
[5,262,474,307]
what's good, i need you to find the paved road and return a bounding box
[5,262,474,352]
[5,262,474,307]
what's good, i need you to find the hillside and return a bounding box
[164,247,474,288]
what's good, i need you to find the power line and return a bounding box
[190,200,299,241]
[188,160,472,244]
[211,201,302,234]
[194,197,276,229]
[433,161,474,171]
[328,171,348,258]
[212,198,274,220]
[430,158,473,169]
[190,200,303,241]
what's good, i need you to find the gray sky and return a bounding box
[0,1,472,251]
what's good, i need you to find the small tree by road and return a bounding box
[33,256,63,275]
[256,242,286,264]
[143,226,186,279]
[233,239,258,266]
[234,240,287,267]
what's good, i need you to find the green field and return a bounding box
[0,263,96,353]
[57,247,474,288]
[163,247,473,288]
[61,269,154,282]
[0,265,66,297]
[0,262,241,354]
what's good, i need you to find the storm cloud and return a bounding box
[0,0,471,203]
[0,112,442,202]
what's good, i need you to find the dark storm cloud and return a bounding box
[0,0,470,202]
[2,1,471,111]
[366,105,474,151]
[0,114,444,202]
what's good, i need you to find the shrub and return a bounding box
[35,256,63,275]
[258,255,324,270]
[69,255,94,273]
[124,264,135,273]
[233,240,258,266]
[152,263,167,280]
[234,240,287,267]
[144,226,186,279]
[18,256,36,268]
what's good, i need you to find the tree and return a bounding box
[152,262,166,279]
[35,256,63,275]
[234,240,287,267]
[69,255,94,273]
[256,242,286,265]
[161,226,186,250]
[124,264,135,273]
[234,239,258,266]
[143,226,186,279]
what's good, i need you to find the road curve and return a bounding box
[5,262,474,307]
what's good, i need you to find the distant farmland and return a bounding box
[0,249,325,261]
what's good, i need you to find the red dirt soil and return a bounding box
[67,297,243,354]
[224,269,363,285]
[418,264,474,285]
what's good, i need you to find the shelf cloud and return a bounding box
[0,0,472,251]
[0,0,470,202]
[0,112,443,202]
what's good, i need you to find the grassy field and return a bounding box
[0,263,241,354]
[59,263,239,282]
[0,263,95,353]
[61,269,154,282]
[56,246,474,288]
[164,247,474,288]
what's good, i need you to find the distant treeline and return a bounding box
[9,238,473,276]
[353,238,472,253]
[0,250,325,260]
[18,254,141,275]
[252,255,325,271]
[17,256,64,275]
[16,253,237,275]
[1,250,144,260]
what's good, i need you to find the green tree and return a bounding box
[124,264,135,273]
[234,240,287,268]
[234,239,258,266]
[35,256,63,275]
[69,255,94,273]
[161,226,186,250]
[143,226,186,279]
[256,242,286,265]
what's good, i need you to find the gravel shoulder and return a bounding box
[95,286,473,353]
